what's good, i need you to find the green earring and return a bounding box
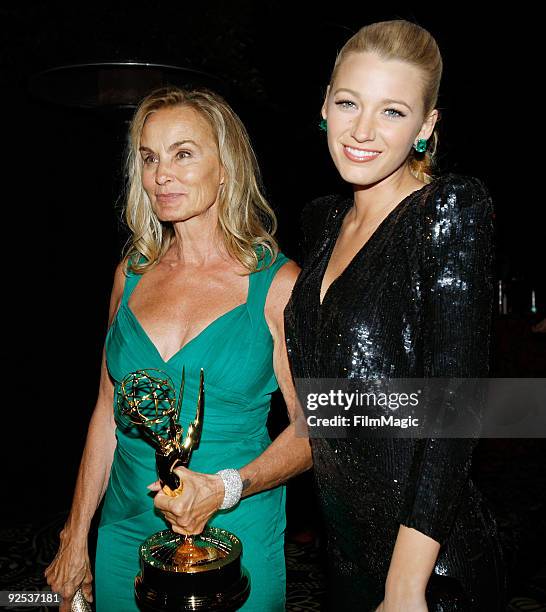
[319,118,327,132]
[413,138,427,153]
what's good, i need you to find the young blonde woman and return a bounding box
[284,20,506,611]
[45,87,311,611]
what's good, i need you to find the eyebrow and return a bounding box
[333,88,413,111]
[139,139,200,153]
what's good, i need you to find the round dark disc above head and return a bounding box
[28,62,229,112]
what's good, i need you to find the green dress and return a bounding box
[96,249,289,611]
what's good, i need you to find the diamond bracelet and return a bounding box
[216,469,243,509]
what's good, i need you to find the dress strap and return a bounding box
[121,253,146,305]
[247,247,290,332]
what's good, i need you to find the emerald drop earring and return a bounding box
[319,118,327,132]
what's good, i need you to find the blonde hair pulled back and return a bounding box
[327,19,443,183]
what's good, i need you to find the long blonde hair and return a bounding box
[327,19,443,183]
[123,87,278,274]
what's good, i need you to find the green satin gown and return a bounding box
[95,249,289,611]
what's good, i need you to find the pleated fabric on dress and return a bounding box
[96,247,289,611]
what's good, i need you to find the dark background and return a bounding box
[1,3,544,605]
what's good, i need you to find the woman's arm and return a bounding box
[379,176,495,610]
[377,526,439,611]
[238,259,312,496]
[153,260,313,535]
[45,260,126,608]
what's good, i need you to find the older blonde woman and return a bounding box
[45,87,311,611]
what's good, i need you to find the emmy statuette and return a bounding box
[118,367,249,611]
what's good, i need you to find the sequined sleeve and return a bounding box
[397,175,494,545]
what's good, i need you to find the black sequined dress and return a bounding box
[284,173,506,611]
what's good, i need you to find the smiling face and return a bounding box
[322,51,437,186]
[139,105,225,223]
